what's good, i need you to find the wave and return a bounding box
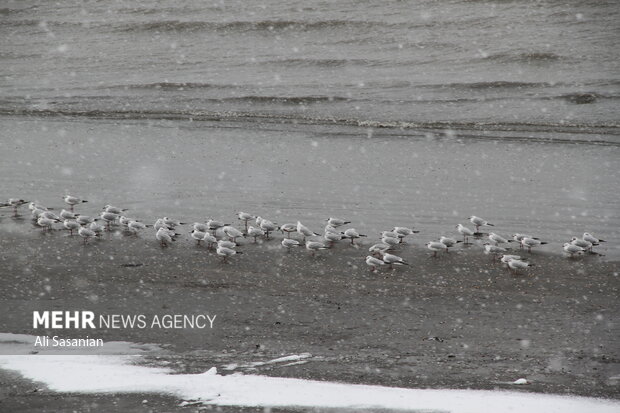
[117,19,385,33]
[481,52,569,64]
[2,107,618,140]
[104,82,230,91]
[416,81,566,90]
[261,58,386,68]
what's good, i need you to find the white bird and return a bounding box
[154,218,171,231]
[279,223,297,238]
[512,234,539,249]
[28,202,47,212]
[60,209,79,220]
[260,219,278,238]
[324,231,343,244]
[3,198,27,215]
[203,233,218,249]
[104,205,126,215]
[64,195,87,211]
[100,211,118,229]
[439,236,461,251]
[570,237,592,251]
[217,240,236,249]
[63,219,80,235]
[324,224,341,234]
[127,220,147,235]
[223,226,243,242]
[326,217,351,227]
[78,226,96,244]
[156,227,173,247]
[469,215,494,233]
[500,254,521,265]
[119,216,134,227]
[192,222,209,233]
[456,224,474,243]
[76,215,95,225]
[583,232,605,245]
[563,242,584,257]
[305,241,328,256]
[216,246,242,262]
[426,241,448,257]
[369,243,390,256]
[40,211,61,221]
[237,212,255,233]
[484,243,506,256]
[488,232,511,246]
[382,252,408,269]
[191,230,208,244]
[297,221,319,241]
[381,230,400,239]
[365,255,385,272]
[520,237,547,252]
[381,236,400,249]
[37,216,55,231]
[343,228,366,244]
[282,238,301,251]
[247,226,265,242]
[393,226,419,242]
[507,258,533,273]
[89,221,105,235]
[164,217,186,227]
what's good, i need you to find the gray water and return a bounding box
[1,0,619,140]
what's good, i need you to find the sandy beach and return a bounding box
[0,115,619,410]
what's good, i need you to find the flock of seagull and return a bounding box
[0,196,607,273]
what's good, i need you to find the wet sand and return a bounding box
[0,115,619,411]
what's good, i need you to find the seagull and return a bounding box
[326,217,351,227]
[76,215,96,225]
[381,230,400,239]
[60,209,79,220]
[500,254,521,265]
[512,234,540,249]
[563,242,584,257]
[426,241,448,257]
[456,224,474,243]
[483,243,506,257]
[393,226,419,242]
[127,220,147,235]
[583,232,605,245]
[63,219,80,235]
[119,216,133,227]
[89,221,105,236]
[223,226,243,242]
[36,216,55,231]
[217,240,236,249]
[64,195,87,211]
[100,211,118,230]
[439,236,461,251]
[369,243,390,256]
[324,231,343,245]
[381,236,400,249]
[520,237,547,252]
[382,252,408,269]
[488,232,512,246]
[343,228,366,245]
[297,221,319,241]
[247,226,265,242]
[156,227,174,247]
[279,223,297,238]
[165,217,187,227]
[507,258,533,273]
[191,229,208,245]
[202,232,218,249]
[365,255,385,272]
[78,226,96,244]
[154,218,171,231]
[324,224,342,234]
[571,237,592,252]
[469,215,494,233]
[305,241,328,256]
[216,246,242,263]
[260,219,278,238]
[237,212,255,233]
[40,211,61,221]
[2,198,27,215]
[193,222,209,233]
[282,238,301,251]
[103,205,126,215]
